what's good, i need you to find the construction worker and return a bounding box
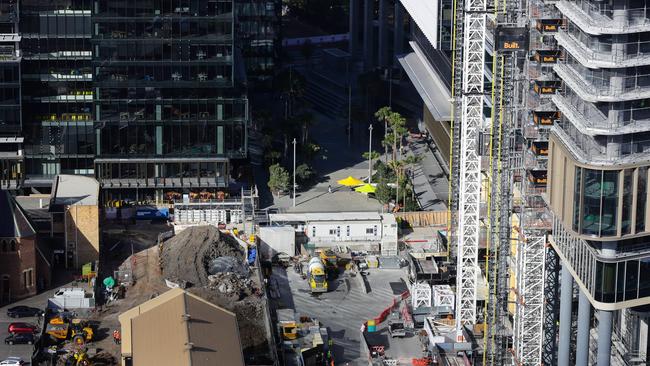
[112,330,121,344]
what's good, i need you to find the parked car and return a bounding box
[0,357,24,366]
[7,323,37,334]
[4,333,35,345]
[6,306,43,318]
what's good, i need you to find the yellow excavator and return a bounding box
[46,316,94,345]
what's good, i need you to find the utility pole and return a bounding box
[368,124,373,183]
[348,85,352,146]
[292,138,296,207]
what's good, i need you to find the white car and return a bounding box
[0,357,24,366]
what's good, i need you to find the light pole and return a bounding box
[368,124,373,184]
[292,138,297,207]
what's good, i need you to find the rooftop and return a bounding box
[119,288,245,366]
[0,191,36,238]
[50,175,99,208]
[270,211,386,223]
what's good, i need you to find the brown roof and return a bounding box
[118,288,245,366]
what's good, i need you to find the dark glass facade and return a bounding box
[236,0,280,86]
[92,0,248,201]
[0,0,23,190]
[20,0,94,184]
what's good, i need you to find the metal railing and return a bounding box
[558,28,650,66]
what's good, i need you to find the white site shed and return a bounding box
[257,226,296,259]
[268,212,398,255]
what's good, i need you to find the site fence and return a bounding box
[394,211,447,227]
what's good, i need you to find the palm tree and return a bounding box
[388,159,404,210]
[374,106,392,161]
[387,112,407,163]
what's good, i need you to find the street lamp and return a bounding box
[368,124,373,184]
[292,138,297,207]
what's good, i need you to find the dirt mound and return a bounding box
[161,225,245,287]
[160,226,268,356]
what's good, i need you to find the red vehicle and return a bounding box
[7,322,37,334]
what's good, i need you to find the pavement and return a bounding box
[0,290,55,364]
[270,266,417,364]
[266,111,384,213]
[404,136,449,211]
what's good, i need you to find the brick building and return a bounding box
[0,190,38,304]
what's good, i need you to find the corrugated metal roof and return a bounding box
[119,288,244,366]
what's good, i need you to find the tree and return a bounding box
[375,181,392,204]
[375,106,392,161]
[387,112,407,162]
[268,164,290,196]
[295,163,315,183]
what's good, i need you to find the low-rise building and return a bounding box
[49,175,100,269]
[0,191,41,304]
[119,288,245,366]
[269,212,398,255]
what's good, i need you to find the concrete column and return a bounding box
[377,0,388,67]
[597,310,614,366]
[393,1,404,60]
[639,315,648,357]
[363,0,374,69]
[349,0,360,56]
[576,291,591,366]
[558,264,574,366]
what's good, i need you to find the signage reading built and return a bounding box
[495,27,529,52]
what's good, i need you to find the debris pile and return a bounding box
[159,225,267,354]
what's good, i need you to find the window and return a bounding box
[346,226,350,237]
[328,229,336,235]
[622,169,634,235]
[9,240,15,252]
[580,169,619,236]
[373,225,378,236]
[336,226,340,237]
[366,228,374,234]
[637,167,648,233]
[23,269,33,289]
[312,227,316,237]
[1,240,6,252]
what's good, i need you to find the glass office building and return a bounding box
[0,0,23,190]
[236,0,280,87]
[92,0,248,202]
[20,0,94,187]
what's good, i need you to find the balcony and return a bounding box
[551,123,650,166]
[556,0,650,35]
[100,177,227,189]
[554,63,650,102]
[552,93,650,135]
[556,28,650,68]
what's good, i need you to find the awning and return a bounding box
[398,46,452,122]
[400,0,439,47]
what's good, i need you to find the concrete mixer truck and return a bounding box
[308,257,328,293]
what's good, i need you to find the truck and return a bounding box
[308,257,328,293]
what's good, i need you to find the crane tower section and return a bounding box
[455,0,487,340]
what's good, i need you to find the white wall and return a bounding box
[306,220,383,242]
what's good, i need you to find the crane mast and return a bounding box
[454,0,487,342]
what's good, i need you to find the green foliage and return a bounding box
[362,150,381,161]
[374,106,393,123]
[301,142,321,161]
[295,163,315,183]
[268,164,290,196]
[375,181,393,204]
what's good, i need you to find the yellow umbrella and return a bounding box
[337,176,364,187]
[355,184,376,194]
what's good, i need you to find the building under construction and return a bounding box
[350,0,650,364]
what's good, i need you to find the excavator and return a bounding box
[46,316,94,345]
